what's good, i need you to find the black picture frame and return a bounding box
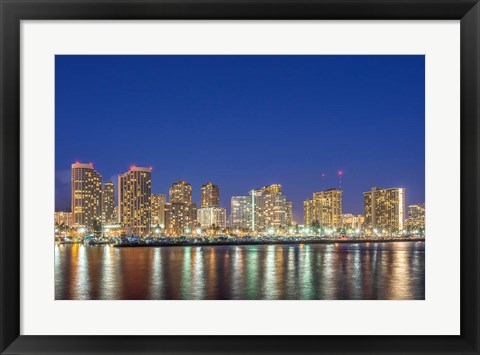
[1,0,479,354]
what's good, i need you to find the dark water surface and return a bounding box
[55,242,425,300]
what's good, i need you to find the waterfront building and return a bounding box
[285,201,293,226]
[118,166,152,236]
[303,199,317,227]
[169,180,192,204]
[405,203,425,232]
[303,188,342,229]
[71,162,102,230]
[230,196,252,230]
[252,184,291,231]
[166,180,196,236]
[54,211,73,227]
[165,202,197,236]
[357,215,365,231]
[102,181,115,224]
[200,182,219,208]
[197,207,227,229]
[165,202,171,231]
[364,187,405,233]
[342,213,365,231]
[151,194,166,228]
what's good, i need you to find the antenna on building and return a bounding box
[338,170,343,190]
[321,172,326,188]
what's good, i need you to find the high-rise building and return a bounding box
[285,201,293,226]
[169,180,192,204]
[252,184,291,231]
[71,162,102,230]
[113,206,118,224]
[303,199,317,227]
[151,194,166,228]
[364,187,405,233]
[118,166,152,236]
[54,211,73,227]
[200,182,219,208]
[303,188,342,228]
[230,196,252,230]
[166,180,196,236]
[102,181,115,224]
[197,207,227,229]
[405,203,425,232]
[261,184,282,195]
[165,202,197,236]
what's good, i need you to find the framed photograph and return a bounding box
[1,0,479,354]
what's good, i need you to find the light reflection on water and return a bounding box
[55,242,425,300]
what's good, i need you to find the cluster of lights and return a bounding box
[64,164,424,238]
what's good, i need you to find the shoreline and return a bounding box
[112,238,425,248]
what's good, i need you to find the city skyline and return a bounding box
[61,161,424,234]
[55,55,425,221]
[60,161,425,224]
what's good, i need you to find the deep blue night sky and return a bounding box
[55,55,425,222]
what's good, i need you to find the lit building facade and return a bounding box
[166,180,196,236]
[406,203,425,232]
[342,213,365,230]
[102,181,115,224]
[285,201,293,226]
[303,199,317,227]
[165,202,197,236]
[200,182,219,208]
[230,196,252,230]
[261,184,282,195]
[169,180,192,204]
[364,187,405,233]
[252,184,291,231]
[71,162,102,229]
[118,166,152,236]
[303,189,342,228]
[197,207,227,229]
[55,211,73,227]
[151,194,166,228]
